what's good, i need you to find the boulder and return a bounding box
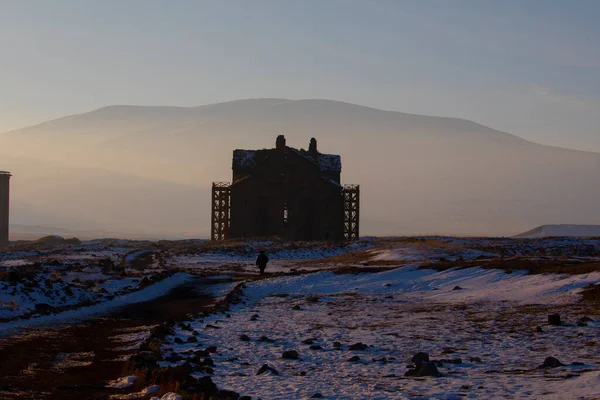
[349,342,368,351]
[239,334,250,341]
[34,303,53,315]
[194,349,210,358]
[411,352,430,367]
[165,353,183,362]
[179,376,217,394]
[282,350,299,360]
[405,361,441,377]
[256,364,279,375]
[417,362,442,377]
[179,323,193,331]
[205,346,218,353]
[127,352,160,370]
[155,362,196,385]
[548,314,561,326]
[257,336,274,343]
[539,357,565,369]
[197,366,214,374]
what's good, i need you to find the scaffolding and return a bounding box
[211,182,231,241]
[342,184,360,240]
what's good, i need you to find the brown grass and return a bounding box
[580,284,600,303]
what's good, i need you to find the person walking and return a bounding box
[256,250,269,276]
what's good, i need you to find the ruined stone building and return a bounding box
[211,136,359,241]
[0,171,11,246]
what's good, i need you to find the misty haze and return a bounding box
[2,98,600,239]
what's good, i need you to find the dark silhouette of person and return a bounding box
[256,250,269,275]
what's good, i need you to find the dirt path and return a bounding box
[0,276,229,400]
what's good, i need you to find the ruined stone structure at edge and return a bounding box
[211,136,359,241]
[0,171,11,246]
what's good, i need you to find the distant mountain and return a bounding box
[515,225,600,239]
[1,98,600,238]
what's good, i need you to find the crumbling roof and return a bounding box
[316,153,341,172]
[232,148,341,173]
[291,149,341,173]
[232,150,256,169]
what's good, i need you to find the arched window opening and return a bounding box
[283,202,289,228]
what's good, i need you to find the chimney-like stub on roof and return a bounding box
[309,138,318,154]
[276,135,286,151]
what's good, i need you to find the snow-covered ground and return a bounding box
[0,272,193,336]
[0,244,166,321]
[167,240,373,274]
[3,236,600,398]
[159,263,600,399]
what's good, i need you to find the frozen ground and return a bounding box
[153,238,600,400]
[0,243,165,322]
[166,240,374,274]
[2,236,600,399]
[0,272,193,336]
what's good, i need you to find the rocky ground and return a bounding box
[1,236,600,399]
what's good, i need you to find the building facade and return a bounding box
[0,171,11,246]
[211,136,359,241]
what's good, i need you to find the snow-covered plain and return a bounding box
[0,272,193,336]
[166,240,374,274]
[156,239,600,400]
[2,237,600,398]
[0,243,168,322]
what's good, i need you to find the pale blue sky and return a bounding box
[1,0,599,151]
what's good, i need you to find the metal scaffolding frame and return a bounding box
[211,182,231,241]
[342,184,360,240]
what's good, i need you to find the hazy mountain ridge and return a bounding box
[3,99,529,144]
[1,98,599,238]
[515,224,600,239]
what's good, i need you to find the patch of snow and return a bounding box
[141,385,160,395]
[124,250,153,266]
[0,272,193,337]
[161,264,600,399]
[106,375,137,389]
[101,278,139,292]
[159,393,182,400]
[232,149,256,169]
